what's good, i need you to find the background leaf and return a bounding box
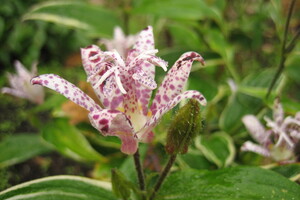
[42,118,106,162]
[132,0,221,21]
[195,132,235,168]
[0,134,53,168]
[23,1,121,38]
[157,166,300,200]
[0,175,116,200]
[271,163,300,181]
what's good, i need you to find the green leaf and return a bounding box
[23,1,121,38]
[111,169,133,200]
[167,23,202,50]
[219,92,262,133]
[271,163,300,181]
[157,167,300,200]
[219,69,279,133]
[0,134,53,168]
[177,150,212,170]
[195,132,235,168]
[42,118,106,162]
[286,54,300,84]
[0,175,116,200]
[132,0,221,21]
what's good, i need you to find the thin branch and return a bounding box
[285,28,300,53]
[149,154,177,200]
[133,150,146,193]
[266,0,296,98]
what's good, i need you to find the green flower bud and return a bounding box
[165,99,202,154]
[111,168,132,200]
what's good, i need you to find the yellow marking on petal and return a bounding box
[147,110,152,117]
[138,103,143,111]
[115,131,132,136]
[117,107,125,113]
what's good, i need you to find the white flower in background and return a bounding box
[100,26,138,58]
[241,99,300,162]
[2,61,44,104]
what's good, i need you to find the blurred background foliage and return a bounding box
[0,0,300,191]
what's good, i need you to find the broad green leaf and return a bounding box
[132,0,221,21]
[195,132,235,168]
[0,175,116,200]
[219,69,279,133]
[111,168,133,200]
[0,134,53,168]
[167,23,202,50]
[42,118,106,162]
[271,163,300,182]
[157,167,300,200]
[32,94,66,112]
[189,73,218,101]
[219,92,262,134]
[204,29,236,80]
[177,150,212,170]
[205,29,230,60]
[23,1,121,38]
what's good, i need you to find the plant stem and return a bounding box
[286,28,300,53]
[133,150,146,193]
[149,154,177,200]
[266,0,296,98]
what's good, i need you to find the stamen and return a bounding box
[105,50,126,68]
[114,70,127,94]
[93,66,118,89]
[86,63,106,82]
[275,131,295,149]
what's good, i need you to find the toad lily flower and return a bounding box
[2,61,44,104]
[31,26,207,154]
[241,99,300,161]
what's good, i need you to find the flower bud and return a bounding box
[165,99,202,154]
[111,168,132,200]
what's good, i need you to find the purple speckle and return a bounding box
[156,95,161,103]
[163,94,170,102]
[93,115,99,120]
[101,125,109,132]
[99,119,109,125]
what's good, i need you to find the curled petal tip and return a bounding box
[200,96,207,106]
[162,62,168,71]
[30,76,41,85]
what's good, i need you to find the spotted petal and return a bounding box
[81,45,103,77]
[81,46,125,110]
[88,110,137,154]
[138,90,206,141]
[273,98,284,125]
[31,74,100,112]
[132,68,157,90]
[241,141,271,157]
[133,26,155,53]
[242,115,270,145]
[151,52,204,115]
[14,61,34,82]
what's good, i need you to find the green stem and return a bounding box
[133,150,146,199]
[266,0,296,98]
[286,28,300,53]
[149,154,177,200]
